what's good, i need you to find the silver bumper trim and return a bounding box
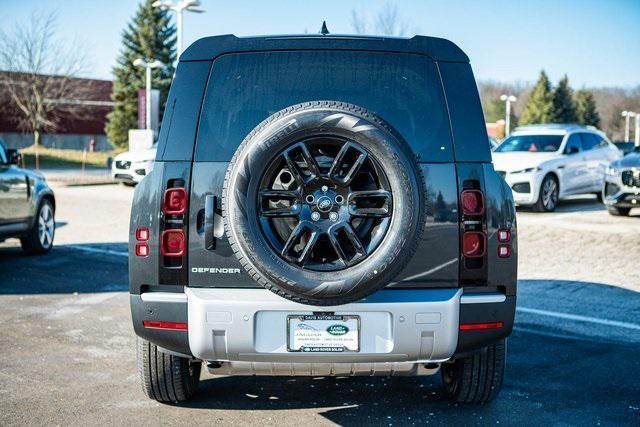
[186,287,462,364]
[460,292,506,304]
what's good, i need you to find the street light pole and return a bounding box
[500,94,517,137]
[133,58,163,130]
[621,111,636,142]
[635,115,640,147]
[153,0,205,58]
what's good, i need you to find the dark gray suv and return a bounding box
[0,141,56,254]
[129,34,518,405]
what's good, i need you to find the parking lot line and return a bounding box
[517,306,640,331]
[67,245,128,257]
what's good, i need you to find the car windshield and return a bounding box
[495,134,564,153]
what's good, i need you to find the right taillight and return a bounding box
[461,190,484,216]
[462,231,486,258]
[161,229,185,257]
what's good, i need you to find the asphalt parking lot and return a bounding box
[1,184,639,425]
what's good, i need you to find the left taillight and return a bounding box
[161,229,185,257]
[163,187,187,215]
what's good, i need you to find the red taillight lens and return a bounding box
[497,229,511,243]
[460,322,503,331]
[163,188,187,215]
[135,243,149,257]
[461,190,484,216]
[161,229,185,257]
[136,227,149,241]
[143,320,188,330]
[462,231,486,257]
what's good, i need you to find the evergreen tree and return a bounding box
[552,75,578,123]
[575,90,601,128]
[520,71,554,125]
[106,0,176,148]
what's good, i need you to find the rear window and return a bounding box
[495,134,564,153]
[195,51,453,162]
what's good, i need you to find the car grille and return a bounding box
[496,171,506,179]
[621,169,640,188]
[115,160,131,169]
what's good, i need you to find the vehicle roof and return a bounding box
[513,123,599,134]
[180,34,469,62]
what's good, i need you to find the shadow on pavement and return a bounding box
[0,242,128,294]
[516,195,607,213]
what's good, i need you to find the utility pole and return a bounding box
[500,94,517,137]
[153,0,204,58]
[621,111,636,142]
[133,58,163,130]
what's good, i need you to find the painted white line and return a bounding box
[401,258,458,281]
[517,306,640,331]
[66,245,128,257]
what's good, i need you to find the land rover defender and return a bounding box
[129,34,517,405]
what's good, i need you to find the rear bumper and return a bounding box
[131,287,515,366]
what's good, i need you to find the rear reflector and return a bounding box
[497,229,511,243]
[163,188,187,215]
[461,190,484,216]
[135,243,149,257]
[135,227,149,241]
[161,229,185,257]
[460,321,504,331]
[462,231,486,257]
[143,320,188,331]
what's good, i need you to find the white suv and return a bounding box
[111,146,157,186]
[492,124,621,211]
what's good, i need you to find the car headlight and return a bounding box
[511,167,540,174]
[606,166,618,175]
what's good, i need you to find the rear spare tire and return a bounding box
[223,101,425,305]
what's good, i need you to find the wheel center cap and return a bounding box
[316,196,333,212]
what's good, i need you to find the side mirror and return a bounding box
[6,149,21,165]
[565,146,579,155]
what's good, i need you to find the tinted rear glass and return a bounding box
[195,51,453,162]
[495,134,564,153]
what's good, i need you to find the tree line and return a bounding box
[480,72,639,140]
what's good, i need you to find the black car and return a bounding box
[0,141,56,254]
[128,34,517,405]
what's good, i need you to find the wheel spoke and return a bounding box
[259,190,301,217]
[281,222,318,265]
[283,142,320,186]
[348,190,392,218]
[329,142,368,186]
[329,223,366,266]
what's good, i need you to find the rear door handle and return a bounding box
[204,195,224,250]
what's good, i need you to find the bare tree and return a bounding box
[350,3,411,37]
[0,12,90,168]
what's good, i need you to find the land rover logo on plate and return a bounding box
[326,324,349,335]
[316,196,333,212]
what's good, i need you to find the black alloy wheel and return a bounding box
[258,137,392,272]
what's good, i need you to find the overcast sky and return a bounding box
[2,0,639,88]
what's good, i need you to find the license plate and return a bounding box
[287,314,360,352]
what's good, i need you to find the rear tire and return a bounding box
[608,206,631,216]
[20,199,55,255]
[440,339,506,404]
[137,338,201,403]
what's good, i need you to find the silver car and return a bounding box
[603,146,640,216]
